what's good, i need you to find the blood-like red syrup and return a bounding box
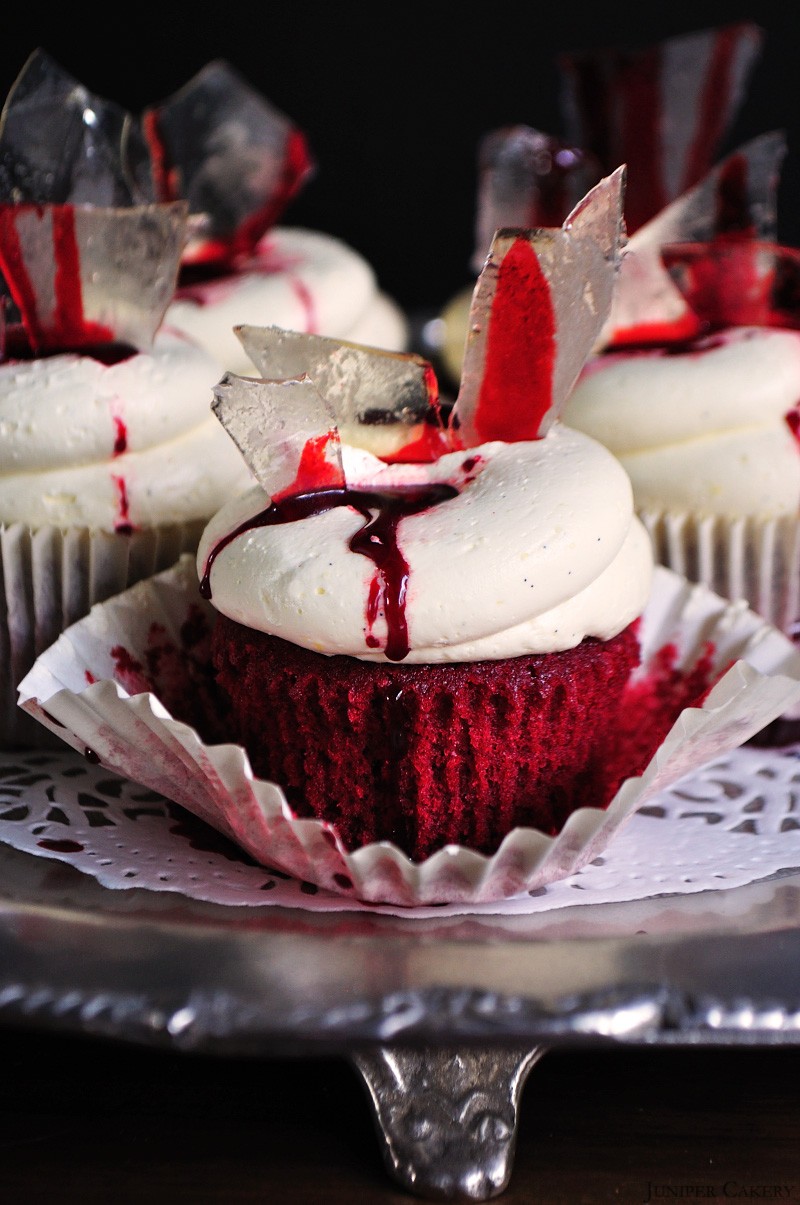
[111,474,134,535]
[200,482,458,662]
[112,416,128,456]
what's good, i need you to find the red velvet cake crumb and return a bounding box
[599,639,718,802]
[211,616,642,860]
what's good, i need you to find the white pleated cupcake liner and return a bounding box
[1,520,205,748]
[639,507,800,719]
[16,554,800,907]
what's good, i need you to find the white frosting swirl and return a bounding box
[563,327,800,516]
[0,329,253,531]
[197,424,653,663]
[165,226,409,375]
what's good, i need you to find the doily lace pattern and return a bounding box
[3,743,800,919]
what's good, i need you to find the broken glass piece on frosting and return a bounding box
[212,371,344,500]
[0,48,153,207]
[558,21,764,235]
[234,325,448,462]
[0,200,188,353]
[471,126,602,274]
[662,239,800,331]
[599,130,786,349]
[452,167,625,448]
[143,61,315,268]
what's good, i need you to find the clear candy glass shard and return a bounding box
[143,59,314,261]
[471,125,602,274]
[212,371,344,498]
[557,21,764,234]
[235,324,442,446]
[0,47,154,207]
[455,170,624,447]
[601,132,788,348]
[0,200,188,353]
[660,239,800,332]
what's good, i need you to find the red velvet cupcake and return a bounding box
[212,619,641,859]
[197,167,656,862]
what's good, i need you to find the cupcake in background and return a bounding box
[0,50,252,746]
[144,61,409,376]
[432,20,765,390]
[562,130,800,645]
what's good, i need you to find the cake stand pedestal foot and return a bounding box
[350,1043,547,1200]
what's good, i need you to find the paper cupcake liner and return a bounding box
[1,520,205,748]
[639,507,800,720]
[639,508,800,634]
[16,555,800,907]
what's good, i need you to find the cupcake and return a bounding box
[0,51,252,746]
[561,132,800,637]
[194,167,666,861]
[433,20,765,390]
[143,60,409,376]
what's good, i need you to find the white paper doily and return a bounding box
[3,742,800,919]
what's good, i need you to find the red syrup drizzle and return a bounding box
[470,238,556,443]
[112,415,128,456]
[200,482,458,662]
[111,474,134,535]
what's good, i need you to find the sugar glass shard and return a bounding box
[558,21,764,234]
[0,200,188,353]
[600,131,786,348]
[453,167,625,448]
[143,60,315,266]
[212,371,344,499]
[471,125,602,274]
[662,239,800,332]
[0,48,154,207]
[235,324,443,453]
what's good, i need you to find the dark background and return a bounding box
[3,3,800,317]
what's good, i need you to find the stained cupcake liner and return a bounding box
[1,520,205,748]
[639,507,800,719]
[16,554,800,907]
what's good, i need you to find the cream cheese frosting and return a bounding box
[197,423,653,664]
[0,329,253,531]
[165,227,409,376]
[563,326,800,516]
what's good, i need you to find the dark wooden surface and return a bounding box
[1,1027,799,1203]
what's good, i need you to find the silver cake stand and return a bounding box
[3,820,800,1201]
